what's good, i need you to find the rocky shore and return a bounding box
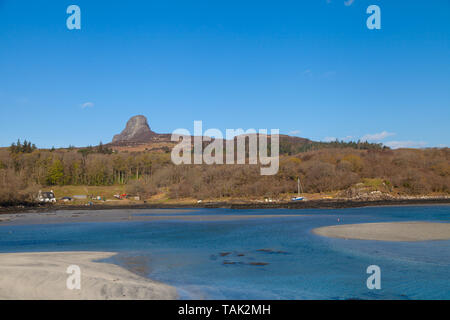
[1,197,449,215]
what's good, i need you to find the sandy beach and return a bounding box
[0,251,177,300]
[313,222,450,241]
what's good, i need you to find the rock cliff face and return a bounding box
[112,115,156,143]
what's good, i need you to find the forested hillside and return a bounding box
[0,138,448,205]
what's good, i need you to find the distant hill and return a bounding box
[112,115,157,143]
[109,115,385,154]
[0,116,447,206]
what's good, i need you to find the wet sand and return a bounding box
[0,251,177,300]
[313,222,450,241]
[0,209,302,226]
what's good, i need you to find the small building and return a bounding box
[37,190,56,203]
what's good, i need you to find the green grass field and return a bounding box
[49,185,127,200]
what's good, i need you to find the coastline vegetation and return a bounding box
[0,139,449,205]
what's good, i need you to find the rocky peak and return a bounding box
[112,115,156,143]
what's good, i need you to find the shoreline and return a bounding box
[1,197,449,215]
[0,251,178,300]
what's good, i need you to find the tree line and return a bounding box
[9,139,37,154]
[0,139,448,204]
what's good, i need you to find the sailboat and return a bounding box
[291,177,304,201]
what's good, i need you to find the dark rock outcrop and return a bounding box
[112,115,156,143]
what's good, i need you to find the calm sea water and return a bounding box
[0,206,449,299]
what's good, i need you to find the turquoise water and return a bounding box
[0,206,449,299]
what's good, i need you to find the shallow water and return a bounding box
[0,206,449,299]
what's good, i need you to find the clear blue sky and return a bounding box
[0,0,449,148]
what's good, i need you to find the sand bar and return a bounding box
[313,222,450,241]
[0,251,177,300]
[0,209,302,226]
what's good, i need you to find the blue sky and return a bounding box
[0,0,449,148]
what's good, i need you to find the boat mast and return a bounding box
[297,177,304,196]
